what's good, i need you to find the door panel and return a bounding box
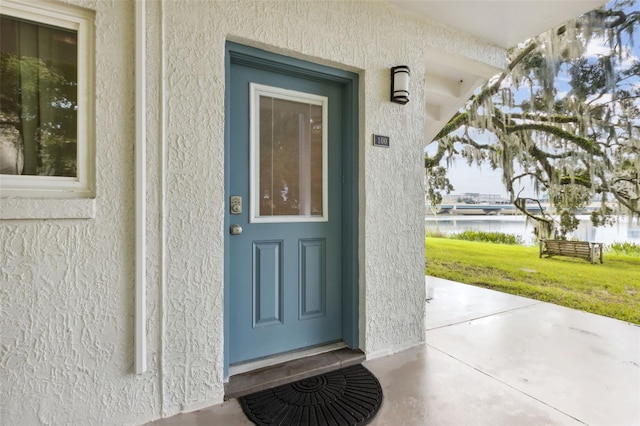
[228,58,344,365]
[299,238,326,320]
[252,241,283,327]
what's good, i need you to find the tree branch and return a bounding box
[506,123,604,156]
[434,112,468,140]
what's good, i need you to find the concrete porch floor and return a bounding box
[149,276,640,425]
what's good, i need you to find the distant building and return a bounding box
[440,193,510,205]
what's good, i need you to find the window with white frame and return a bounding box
[0,0,94,198]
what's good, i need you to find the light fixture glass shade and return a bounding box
[391,65,410,104]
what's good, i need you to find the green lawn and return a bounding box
[425,238,640,324]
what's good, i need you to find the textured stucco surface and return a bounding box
[1,1,160,425]
[0,1,505,424]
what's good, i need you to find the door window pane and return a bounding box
[250,84,328,223]
[0,15,78,177]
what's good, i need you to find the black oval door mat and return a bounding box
[239,364,383,425]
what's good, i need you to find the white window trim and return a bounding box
[249,83,329,224]
[0,0,95,212]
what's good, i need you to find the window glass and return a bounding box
[259,96,324,217]
[0,15,78,177]
[249,83,328,223]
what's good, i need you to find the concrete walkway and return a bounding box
[368,277,640,425]
[149,277,640,426]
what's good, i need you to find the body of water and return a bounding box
[425,215,640,246]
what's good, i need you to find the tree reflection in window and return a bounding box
[259,96,324,217]
[0,15,78,177]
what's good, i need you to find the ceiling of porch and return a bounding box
[388,0,607,142]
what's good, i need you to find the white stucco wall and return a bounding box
[0,1,162,424]
[0,0,505,424]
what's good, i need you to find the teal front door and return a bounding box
[225,45,357,366]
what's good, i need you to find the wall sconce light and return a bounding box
[391,65,410,104]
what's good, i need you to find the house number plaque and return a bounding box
[373,134,390,148]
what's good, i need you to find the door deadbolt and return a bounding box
[230,195,242,214]
[230,224,243,235]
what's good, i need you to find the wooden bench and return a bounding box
[539,239,603,264]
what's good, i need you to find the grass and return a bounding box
[448,229,525,245]
[425,237,640,324]
[608,241,640,257]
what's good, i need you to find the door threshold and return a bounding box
[224,345,365,400]
[229,342,347,377]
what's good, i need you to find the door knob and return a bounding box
[230,224,243,235]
